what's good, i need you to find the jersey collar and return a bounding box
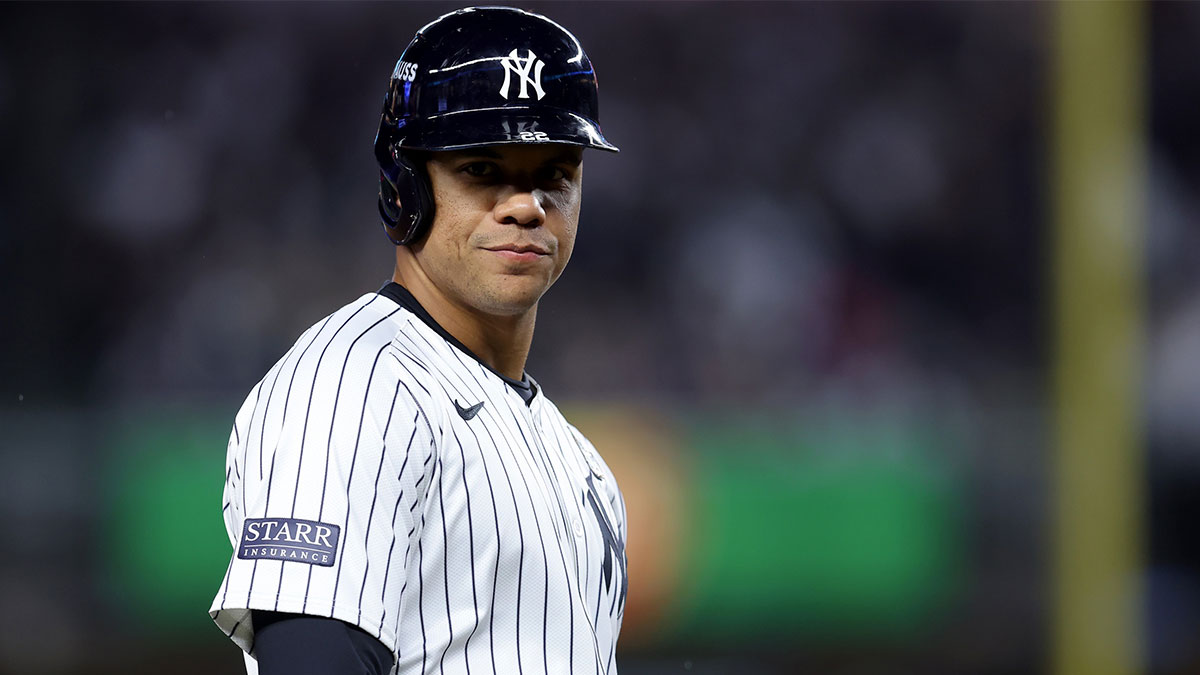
[377,281,538,406]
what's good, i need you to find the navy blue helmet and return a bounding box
[376,6,618,246]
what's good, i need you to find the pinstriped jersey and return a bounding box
[210,285,628,674]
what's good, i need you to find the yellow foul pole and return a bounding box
[1052,2,1146,675]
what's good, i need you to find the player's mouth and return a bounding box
[483,243,551,263]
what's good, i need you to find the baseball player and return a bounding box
[209,7,627,675]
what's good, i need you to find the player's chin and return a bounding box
[479,275,555,314]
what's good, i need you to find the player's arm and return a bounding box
[252,611,393,675]
[211,335,445,664]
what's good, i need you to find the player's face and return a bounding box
[413,144,584,317]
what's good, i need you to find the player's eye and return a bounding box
[537,166,570,183]
[460,162,497,178]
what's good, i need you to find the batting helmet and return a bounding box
[375,6,619,246]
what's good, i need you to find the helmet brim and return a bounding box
[392,107,618,153]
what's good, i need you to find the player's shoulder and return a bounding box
[271,291,403,371]
[379,305,462,392]
[247,290,420,401]
[321,291,445,404]
[246,290,447,436]
[306,290,408,353]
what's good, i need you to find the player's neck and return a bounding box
[391,267,535,381]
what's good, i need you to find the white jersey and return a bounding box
[210,284,628,674]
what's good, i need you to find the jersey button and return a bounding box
[586,454,603,477]
[572,519,584,538]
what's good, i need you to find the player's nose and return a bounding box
[494,190,546,228]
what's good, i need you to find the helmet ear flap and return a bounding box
[378,149,434,246]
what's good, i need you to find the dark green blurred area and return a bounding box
[104,416,233,635]
[101,414,962,645]
[675,420,961,643]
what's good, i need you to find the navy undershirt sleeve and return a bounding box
[252,611,394,675]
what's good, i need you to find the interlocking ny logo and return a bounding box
[584,474,627,615]
[499,49,546,100]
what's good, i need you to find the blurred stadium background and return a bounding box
[1,1,1198,674]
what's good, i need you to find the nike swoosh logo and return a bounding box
[454,399,485,421]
